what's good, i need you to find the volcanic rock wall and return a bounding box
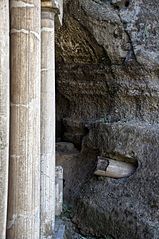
[56,1,159,238]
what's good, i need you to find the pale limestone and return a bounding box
[7,0,41,238]
[0,1,9,238]
[40,5,56,238]
[55,166,63,216]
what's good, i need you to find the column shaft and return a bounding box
[7,0,41,238]
[0,1,9,238]
[55,166,63,216]
[40,10,56,239]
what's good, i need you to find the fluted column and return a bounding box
[40,2,56,238]
[7,1,41,238]
[0,1,9,238]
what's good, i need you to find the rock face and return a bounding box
[73,122,159,239]
[56,142,97,203]
[56,0,159,238]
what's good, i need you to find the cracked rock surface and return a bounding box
[56,0,159,238]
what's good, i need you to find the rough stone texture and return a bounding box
[73,122,159,239]
[54,219,66,239]
[55,166,63,216]
[56,0,159,127]
[56,217,113,239]
[41,7,56,239]
[56,0,159,238]
[0,1,9,238]
[56,142,97,203]
[7,1,41,238]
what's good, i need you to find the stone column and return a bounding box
[40,2,56,238]
[0,1,9,238]
[55,166,63,216]
[7,1,41,238]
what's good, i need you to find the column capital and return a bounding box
[41,0,63,24]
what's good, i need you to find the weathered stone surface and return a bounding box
[0,1,9,238]
[56,142,97,203]
[56,0,159,238]
[56,0,159,125]
[7,1,41,238]
[73,122,159,239]
[54,219,66,239]
[41,6,56,239]
[55,166,63,216]
[118,0,159,69]
[56,217,113,239]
